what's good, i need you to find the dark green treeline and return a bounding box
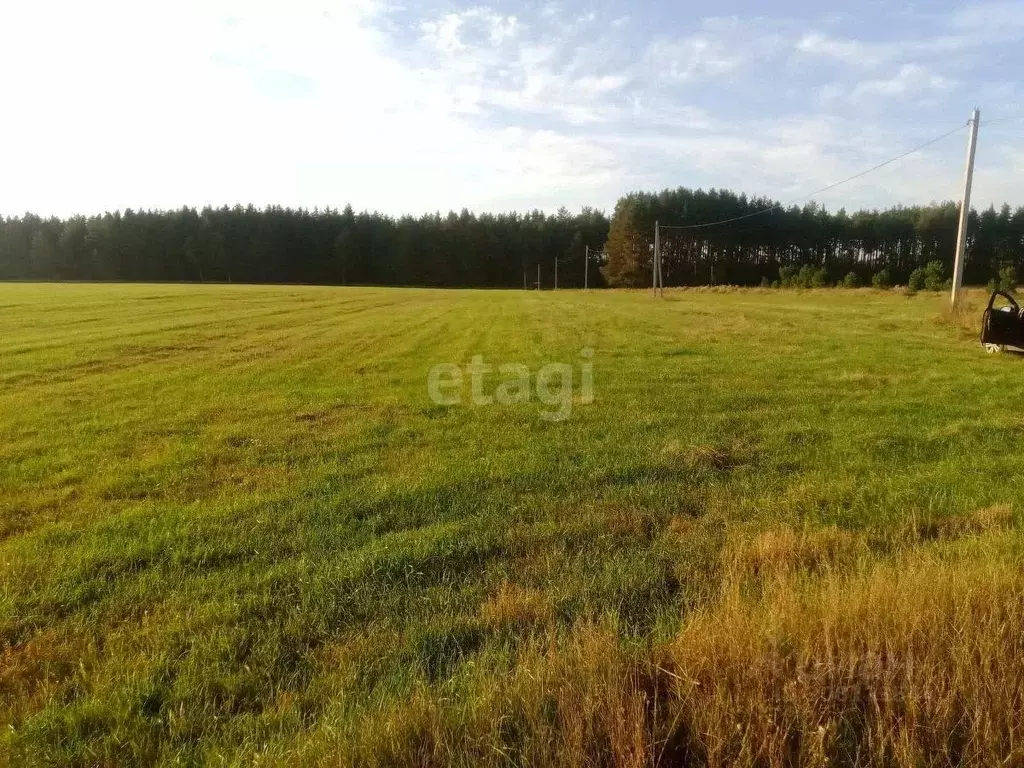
[3,188,1023,288]
[0,206,609,288]
[604,188,1024,287]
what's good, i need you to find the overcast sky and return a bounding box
[3,0,1023,218]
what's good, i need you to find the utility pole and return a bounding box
[523,270,527,290]
[653,221,660,296]
[554,256,558,290]
[536,262,540,290]
[951,107,980,305]
[657,235,664,297]
[584,245,589,290]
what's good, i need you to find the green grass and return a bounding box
[2,283,1023,766]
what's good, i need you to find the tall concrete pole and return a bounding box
[951,108,980,305]
[653,221,659,296]
[657,233,664,297]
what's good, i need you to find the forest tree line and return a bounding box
[0,206,609,288]
[2,187,1023,288]
[603,188,1024,287]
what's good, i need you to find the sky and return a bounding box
[2,0,1024,219]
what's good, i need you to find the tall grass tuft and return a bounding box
[937,295,981,338]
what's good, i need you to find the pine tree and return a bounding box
[603,200,647,287]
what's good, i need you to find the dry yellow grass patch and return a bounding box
[314,627,404,690]
[479,581,555,628]
[318,622,663,768]
[940,503,1014,537]
[664,515,698,542]
[724,525,867,581]
[313,535,1024,768]
[662,439,755,474]
[936,295,981,337]
[0,627,96,729]
[667,539,1024,767]
[603,507,660,540]
[900,504,1015,544]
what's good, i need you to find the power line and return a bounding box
[981,115,1024,126]
[659,121,970,231]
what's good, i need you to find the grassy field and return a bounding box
[2,283,1024,766]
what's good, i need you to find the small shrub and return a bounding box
[871,268,892,289]
[770,280,780,289]
[907,267,926,292]
[786,264,829,289]
[923,260,946,291]
[760,276,771,288]
[988,277,999,292]
[841,271,860,289]
[797,265,815,288]
[779,265,798,288]
[998,264,1017,293]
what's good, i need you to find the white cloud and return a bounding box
[852,64,955,99]
[647,23,752,83]
[575,74,630,96]
[411,8,635,128]
[795,15,1011,71]
[421,8,519,54]
[650,37,744,80]
[421,14,468,54]
[797,32,873,64]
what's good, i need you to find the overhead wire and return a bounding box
[981,115,1024,126]
[658,120,971,231]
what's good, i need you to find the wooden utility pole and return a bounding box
[951,108,980,305]
[536,263,540,290]
[584,245,589,290]
[554,256,558,290]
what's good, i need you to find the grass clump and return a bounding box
[937,295,981,337]
[480,582,555,628]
